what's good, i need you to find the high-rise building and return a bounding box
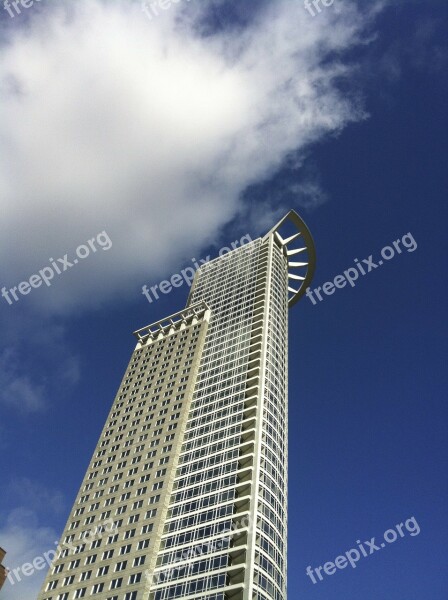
[37,210,315,600]
[0,548,7,591]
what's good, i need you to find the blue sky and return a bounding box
[0,1,447,598]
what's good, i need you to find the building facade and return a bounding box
[0,548,7,591]
[37,210,315,600]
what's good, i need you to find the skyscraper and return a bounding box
[37,210,315,600]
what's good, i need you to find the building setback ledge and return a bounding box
[133,300,211,344]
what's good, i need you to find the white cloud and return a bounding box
[0,0,384,313]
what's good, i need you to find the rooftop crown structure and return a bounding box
[37,210,316,600]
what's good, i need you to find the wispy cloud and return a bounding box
[0,509,58,600]
[0,480,65,600]
[5,478,65,515]
[0,316,80,414]
[0,349,45,413]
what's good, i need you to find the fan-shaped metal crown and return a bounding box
[263,210,316,308]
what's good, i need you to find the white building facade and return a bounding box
[38,211,315,600]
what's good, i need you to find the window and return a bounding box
[92,583,104,594]
[46,580,58,590]
[115,561,127,572]
[110,578,123,590]
[133,556,145,567]
[120,544,132,555]
[74,589,87,599]
[124,528,136,539]
[128,572,142,585]
[97,566,109,577]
